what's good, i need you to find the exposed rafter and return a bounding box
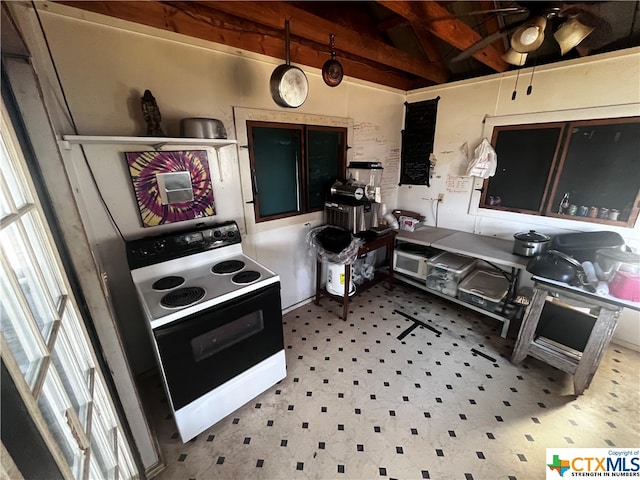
[51,1,636,91]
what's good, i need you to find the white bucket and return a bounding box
[326,262,355,296]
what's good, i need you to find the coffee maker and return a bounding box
[324,162,384,234]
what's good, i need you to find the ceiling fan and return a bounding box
[451,1,598,66]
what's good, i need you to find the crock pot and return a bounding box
[513,230,551,257]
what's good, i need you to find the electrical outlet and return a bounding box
[437,193,444,202]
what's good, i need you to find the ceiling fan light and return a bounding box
[511,16,547,53]
[502,48,528,66]
[554,17,595,55]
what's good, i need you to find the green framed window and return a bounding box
[247,121,347,222]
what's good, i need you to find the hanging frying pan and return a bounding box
[270,20,308,108]
[322,34,344,87]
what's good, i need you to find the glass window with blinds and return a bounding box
[0,100,137,479]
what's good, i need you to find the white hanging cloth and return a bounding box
[466,138,497,179]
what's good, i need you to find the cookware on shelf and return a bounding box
[549,231,625,263]
[595,248,640,281]
[513,230,550,257]
[526,249,591,289]
[180,118,227,139]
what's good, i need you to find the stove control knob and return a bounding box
[154,240,166,251]
[227,231,235,238]
[213,230,222,238]
[137,248,149,258]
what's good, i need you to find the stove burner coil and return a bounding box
[161,287,206,309]
[212,259,245,274]
[152,276,185,291]
[232,270,262,285]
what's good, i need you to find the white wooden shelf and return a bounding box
[60,135,237,150]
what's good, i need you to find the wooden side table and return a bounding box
[511,276,639,395]
[315,231,397,321]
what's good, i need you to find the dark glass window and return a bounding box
[481,117,640,227]
[248,121,347,222]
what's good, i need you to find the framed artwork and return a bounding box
[125,150,215,227]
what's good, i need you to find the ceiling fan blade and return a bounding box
[449,18,528,63]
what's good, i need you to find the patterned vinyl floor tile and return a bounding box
[140,282,640,480]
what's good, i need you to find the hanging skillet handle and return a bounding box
[285,20,291,66]
[330,33,336,59]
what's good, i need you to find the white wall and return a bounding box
[402,49,640,350]
[26,2,405,374]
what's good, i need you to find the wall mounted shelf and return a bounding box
[60,135,237,151]
[60,135,238,182]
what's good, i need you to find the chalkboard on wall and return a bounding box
[400,97,439,186]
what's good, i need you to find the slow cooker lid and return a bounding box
[514,230,550,242]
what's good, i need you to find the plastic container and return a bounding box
[608,271,640,302]
[458,270,510,312]
[426,252,477,297]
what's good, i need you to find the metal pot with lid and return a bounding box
[595,248,640,281]
[513,230,551,257]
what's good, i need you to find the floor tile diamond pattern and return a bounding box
[142,283,640,479]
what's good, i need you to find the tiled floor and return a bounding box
[141,282,640,480]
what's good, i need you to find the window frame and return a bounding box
[1,95,137,479]
[480,116,640,227]
[247,120,347,223]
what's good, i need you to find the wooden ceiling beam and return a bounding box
[377,0,508,72]
[54,1,416,90]
[195,0,449,83]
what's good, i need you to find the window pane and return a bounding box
[117,432,136,480]
[22,211,64,305]
[89,455,106,480]
[93,376,117,431]
[61,307,94,374]
[1,220,56,339]
[307,129,343,210]
[0,180,12,220]
[1,261,46,386]
[252,126,302,217]
[0,130,28,210]
[51,323,92,430]
[550,120,640,222]
[485,125,562,212]
[91,399,117,480]
[38,370,86,479]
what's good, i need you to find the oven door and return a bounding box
[153,282,284,410]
